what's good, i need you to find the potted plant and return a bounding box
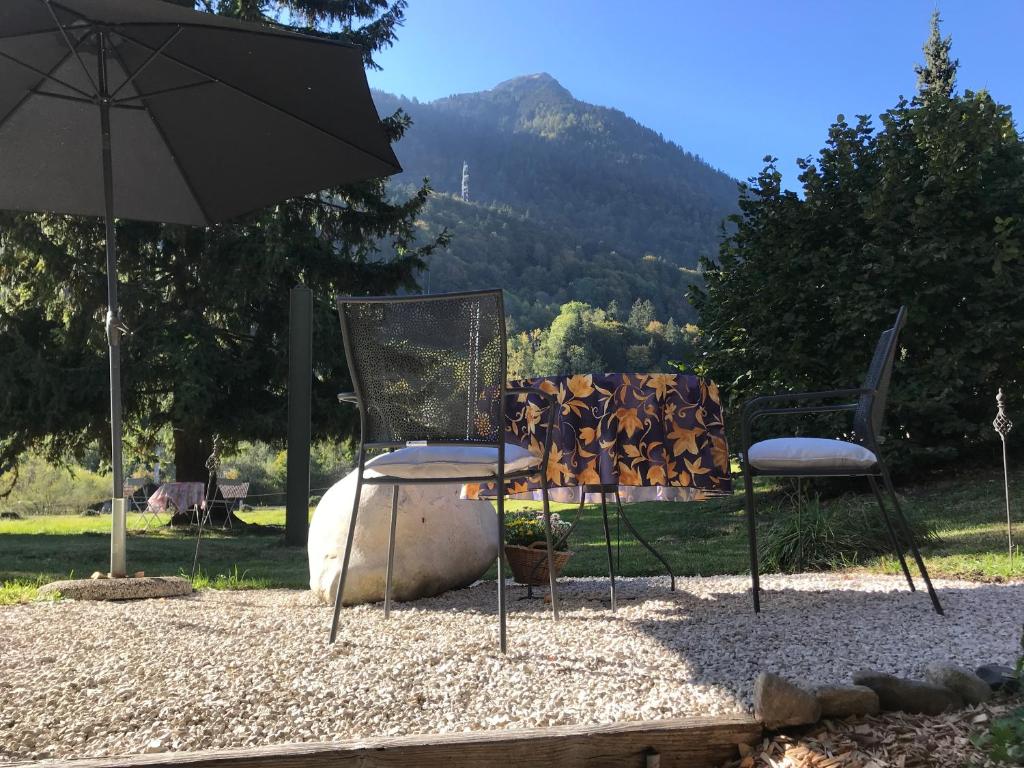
[503,510,573,585]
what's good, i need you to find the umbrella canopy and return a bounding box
[0,0,401,575]
[0,0,400,223]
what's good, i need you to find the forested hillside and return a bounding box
[376,74,737,269]
[412,192,700,330]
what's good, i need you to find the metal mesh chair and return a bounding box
[740,307,943,615]
[329,289,558,653]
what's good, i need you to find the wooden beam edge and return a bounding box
[11,715,763,768]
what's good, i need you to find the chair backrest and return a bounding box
[218,482,249,500]
[852,306,907,443]
[336,289,507,446]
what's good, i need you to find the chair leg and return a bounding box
[742,466,761,613]
[867,475,915,592]
[496,477,507,654]
[881,467,944,615]
[384,485,399,619]
[599,492,617,612]
[541,482,560,620]
[329,467,364,643]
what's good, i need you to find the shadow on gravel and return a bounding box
[623,579,1024,704]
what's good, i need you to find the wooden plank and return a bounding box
[11,715,761,768]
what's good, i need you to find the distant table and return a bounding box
[145,482,206,528]
[463,372,731,596]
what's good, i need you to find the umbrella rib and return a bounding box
[104,41,214,226]
[31,88,147,110]
[113,27,399,172]
[0,41,85,135]
[108,27,183,101]
[40,0,99,96]
[112,80,217,106]
[0,49,93,100]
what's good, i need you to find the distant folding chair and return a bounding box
[123,479,146,513]
[329,289,557,653]
[203,482,250,530]
[127,479,161,531]
[739,306,943,615]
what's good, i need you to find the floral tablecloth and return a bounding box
[464,372,731,502]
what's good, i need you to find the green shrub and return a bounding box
[220,440,353,503]
[761,490,940,573]
[971,709,1024,765]
[0,455,109,516]
[504,510,571,551]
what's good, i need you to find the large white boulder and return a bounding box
[308,471,498,606]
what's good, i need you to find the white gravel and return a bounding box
[1,573,1022,762]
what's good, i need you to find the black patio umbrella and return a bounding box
[0,0,401,574]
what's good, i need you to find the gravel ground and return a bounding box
[1,573,1022,762]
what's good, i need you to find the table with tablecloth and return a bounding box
[143,481,206,529]
[463,372,731,592]
[464,372,731,501]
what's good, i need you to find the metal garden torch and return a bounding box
[993,388,1014,561]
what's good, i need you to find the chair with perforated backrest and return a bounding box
[740,306,943,615]
[329,289,558,653]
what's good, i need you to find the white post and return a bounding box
[110,498,127,577]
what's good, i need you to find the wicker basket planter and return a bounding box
[504,542,573,586]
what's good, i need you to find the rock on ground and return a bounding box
[975,663,1019,693]
[814,684,880,718]
[308,473,498,606]
[853,671,963,715]
[753,673,820,730]
[923,661,992,705]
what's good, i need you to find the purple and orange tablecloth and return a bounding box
[464,372,731,503]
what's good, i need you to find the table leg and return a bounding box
[524,489,587,598]
[599,492,617,611]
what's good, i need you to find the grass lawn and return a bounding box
[2,466,1022,604]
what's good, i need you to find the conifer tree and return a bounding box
[0,0,448,481]
[915,11,958,99]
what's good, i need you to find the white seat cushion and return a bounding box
[364,443,540,480]
[747,437,877,472]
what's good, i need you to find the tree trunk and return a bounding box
[171,427,246,528]
[173,428,211,482]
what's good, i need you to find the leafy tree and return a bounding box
[510,301,697,378]
[0,0,447,483]
[691,17,1024,471]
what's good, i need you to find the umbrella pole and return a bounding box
[98,33,127,577]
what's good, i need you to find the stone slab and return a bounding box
[37,576,193,601]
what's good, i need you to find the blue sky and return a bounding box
[368,1,1024,188]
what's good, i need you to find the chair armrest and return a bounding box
[504,385,558,474]
[742,388,873,414]
[337,392,359,406]
[741,389,872,458]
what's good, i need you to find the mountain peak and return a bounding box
[492,73,574,102]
